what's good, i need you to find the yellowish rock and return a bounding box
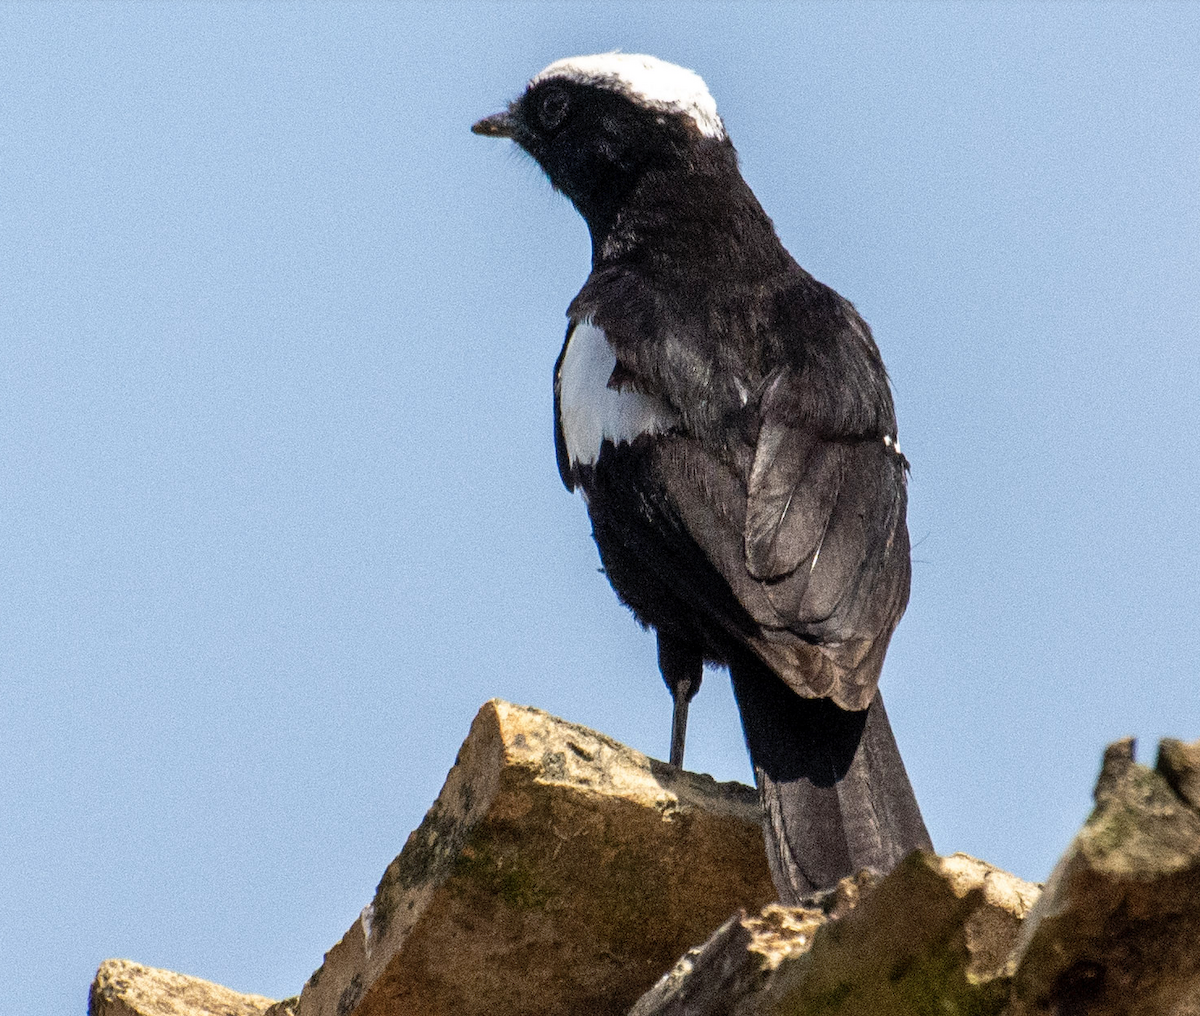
[1008,738,1200,1016]
[89,959,278,1016]
[632,853,1041,1016]
[766,854,1036,1014]
[298,699,775,1016]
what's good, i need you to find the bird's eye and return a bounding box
[537,87,569,131]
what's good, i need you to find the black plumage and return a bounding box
[473,54,931,901]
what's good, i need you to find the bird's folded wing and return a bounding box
[744,420,842,584]
[648,372,909,706]
[746,368,906,606]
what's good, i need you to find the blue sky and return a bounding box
[2,4,1198,1014]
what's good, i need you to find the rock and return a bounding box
[1157,737,1200,812]
[1007,737,1200,1016]
[631,853,1040,1015]
[628,871,874,1016]
[625,909,762,1016]
[89,718,1200,1016]
[89,959,278,1016]
[298,699,775,1016]
[768,852,1039,1016]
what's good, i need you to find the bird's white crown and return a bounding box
[530,53,726,140]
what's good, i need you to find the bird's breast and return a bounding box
[558,321,679,469]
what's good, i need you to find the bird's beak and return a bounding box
[471,110,518,139]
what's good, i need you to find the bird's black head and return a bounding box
[473,54,733,247]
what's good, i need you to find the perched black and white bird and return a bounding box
[473,53,932,901]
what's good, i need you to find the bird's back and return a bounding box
[558,230,911,711]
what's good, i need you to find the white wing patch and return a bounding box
[531,53,726,140]
[559,322,679,468]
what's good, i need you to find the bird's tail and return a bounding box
[730,659,932,903]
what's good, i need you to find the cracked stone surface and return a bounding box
[1007,737,1200,1016]
[89,959,279,1016]
[631,853,1040,1016]
[297,699,776,1016]
[630,736,1200,1016]
[87,720,1200,1016]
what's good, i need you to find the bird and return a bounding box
[472,53,932,902]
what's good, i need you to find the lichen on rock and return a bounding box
[297,699,775,1016]
[87,720,1200,1016]
[1007,737,1200,1016]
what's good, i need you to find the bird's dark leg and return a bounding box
[657,632,703,767]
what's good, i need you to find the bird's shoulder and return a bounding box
[565,258,897,444]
